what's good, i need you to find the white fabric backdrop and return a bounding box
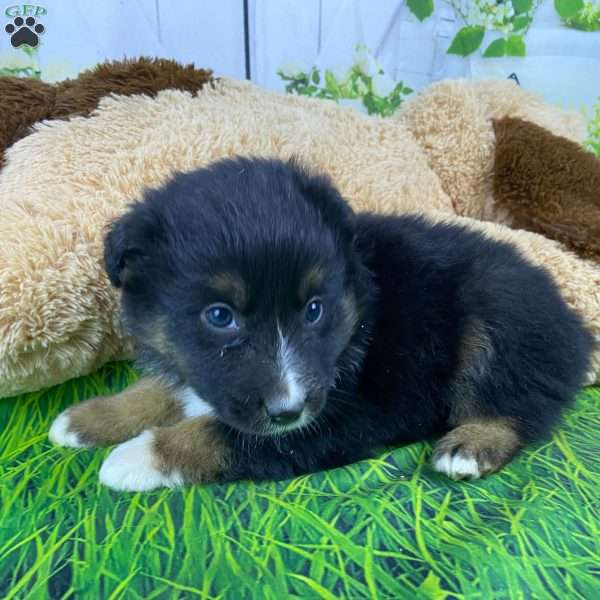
[0,0,598,112]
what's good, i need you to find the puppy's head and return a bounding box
[105,157,370,435]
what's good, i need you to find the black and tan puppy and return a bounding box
[49,158,592,491]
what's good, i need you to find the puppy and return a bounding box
[49,157,593,491]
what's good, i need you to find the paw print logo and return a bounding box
[5,16,45,48]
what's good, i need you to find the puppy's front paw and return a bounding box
[49,410,90,448]
[431,420,522,480]
[99,431,183,492]
[432,448,485,480]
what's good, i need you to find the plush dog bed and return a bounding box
[0,59,599,397]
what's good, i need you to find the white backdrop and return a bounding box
[0,0,599,112]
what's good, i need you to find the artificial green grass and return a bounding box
[1,362,599,599]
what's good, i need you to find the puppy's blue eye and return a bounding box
[305,298,323,324]
[204,304,237,329]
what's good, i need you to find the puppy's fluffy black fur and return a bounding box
[105,157,593,482]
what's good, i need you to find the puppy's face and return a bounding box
[105,159,367,435]
[168,258,357,435]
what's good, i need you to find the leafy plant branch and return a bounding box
[277,45,413,117]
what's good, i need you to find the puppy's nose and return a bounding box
[266,401,304,425]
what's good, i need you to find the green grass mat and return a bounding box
[1,362,599,599]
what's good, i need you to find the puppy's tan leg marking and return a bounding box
[99,416,229,491]
[49,377,184,448]
[433,318,521,479]
[432,418,523,480]
[449,318,494,424]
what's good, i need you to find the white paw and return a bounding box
[432,452,485,480]
[49,411,89,448]
[99,430,183,491]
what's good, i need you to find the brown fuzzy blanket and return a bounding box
[0,58,598,397]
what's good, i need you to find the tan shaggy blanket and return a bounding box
[0,60,599,396]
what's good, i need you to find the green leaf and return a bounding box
[512,0,533,14]
[512,15,532,32]
[407,0,434,21]
[324,70,342,98]
[361,95,374,111]
[484,35,526,58]
[311,69,320,85]
[447,26,485,57]
[554,0,584,19]
[483,38,506,58]
[324,70,336,88]
[506,35,526,56]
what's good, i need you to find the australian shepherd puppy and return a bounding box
[49,158,592,491]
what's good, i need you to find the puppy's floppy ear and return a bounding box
[104,217,141,288]
[103,205,162,288]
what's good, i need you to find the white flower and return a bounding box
[371,72,396,97]
[353,44,379,77]
[497,4,514,20]
[468,6,483,24]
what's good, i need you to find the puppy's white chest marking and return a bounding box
[177,387,214,418]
